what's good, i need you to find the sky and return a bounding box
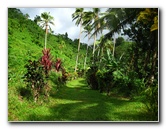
[18,7,109,45]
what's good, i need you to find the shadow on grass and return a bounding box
[27,78,150,121]
[17,86,32,100]
[112,111,152,121]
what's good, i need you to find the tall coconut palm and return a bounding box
[40,12,54,49]
[91,17,107,63]
[72,8,84,72]
[82,8,101,64]
[83,25,92,70]
[92,8,101,59]
[96,8,142,42]
[91,8,142,59]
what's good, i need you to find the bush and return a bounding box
[113,70,145,97]
[96,68,114,94]
[23,60,49,102]
[141,85,158,120]
[86,66,99,90]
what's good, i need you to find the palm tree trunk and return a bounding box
[92,34,96,64]
[84,34,90,70]
[101,47,104,60]
[74,21,82,72]
[112,33,116,57]
[98,47,103,69]
[44,23,48,49]
[97,46,100,57]
[84,44,89,70]
[149,30,158,86]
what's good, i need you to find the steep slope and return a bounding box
[8,8,91,120]
[8,8,90,74]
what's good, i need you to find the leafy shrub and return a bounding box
[86,66,99,90]
[96,68,114,94]
[67,72,78,80]
[61,67,69,83]
[53,58,69,87]
[23,60,49,102]
[141,84,158,120]
[113,69,145,97]
[77,69,85,78]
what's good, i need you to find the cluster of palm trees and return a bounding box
[72,8,140,72]
[72,8,103,72]
[72,8,127,72]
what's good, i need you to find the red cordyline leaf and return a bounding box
[41,48,52,73]
[55,58,61,72]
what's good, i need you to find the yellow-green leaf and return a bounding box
[150,16,158,31]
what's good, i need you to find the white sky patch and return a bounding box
[67,26,80,40]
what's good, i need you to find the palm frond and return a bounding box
[72,8,84,26]
[49,21,55,25]
[100,8,142,43]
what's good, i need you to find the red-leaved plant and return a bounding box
[41,48,52,77]
[55,58,68,85]
[55,58,62,72]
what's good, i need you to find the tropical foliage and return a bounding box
[8,8,158,121]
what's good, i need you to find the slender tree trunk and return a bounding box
[74,21,82,72]
[144,51,151,70]
[44,23,48,49]
[84,44,88,70]
[99,47,103,69]
[92,34,96,64]
[84,33,90,70]
[112,33,116,57]
[97,46,100,57]
[149,30,158,86]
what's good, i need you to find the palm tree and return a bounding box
[97,8,142,41]
[92,8,101,59]
[83,25,92,70]
[82,8,101,64]
[34,15,41,24]
[40,12,54,49]
[91,8,142,59]
[72,8,84,72]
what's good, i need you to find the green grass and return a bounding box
[8,77,151,121]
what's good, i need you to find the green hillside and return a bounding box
[8,8,90,73]
[8,8,91,120]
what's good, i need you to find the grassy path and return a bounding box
[32,78,149,121]
[9,78,149,121]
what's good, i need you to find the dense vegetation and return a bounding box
[8,8,90,120]
[8,8,158,121]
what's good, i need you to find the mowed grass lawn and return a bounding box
[9,78,150,121]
